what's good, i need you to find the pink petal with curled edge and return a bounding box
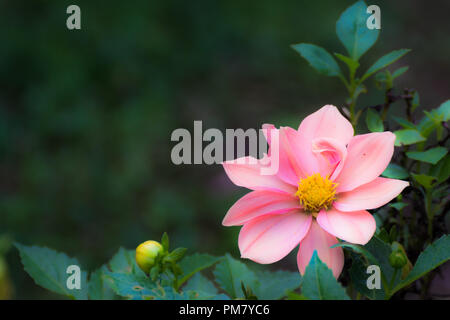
[316,208,376,245]
[335,132,396,193]
[298,105,354,146]
[295,105,353,177]
[222,156,297,194]
[222,190,300,226]
[311,137,347,180]
[334,177,409,212]
[297,220,344,279]
[239,211,312,264]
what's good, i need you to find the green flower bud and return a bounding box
[389,241,412,277]
[135,240,164,274]
[389,250,407,269]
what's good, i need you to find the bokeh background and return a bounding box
[0,0,449,298]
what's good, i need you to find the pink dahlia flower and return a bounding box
[222,105,409,278]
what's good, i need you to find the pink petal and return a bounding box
[311,137,347,179]
[295,105,353,177]
[262,124,300,185]
[316,208,376,245]
[281,126,319,178]
[222,190,300,226]
[262,123,276,149]
[334,177,409,212]
[223,156,296,194]
[335,132,396,192]
[239,211,312,264]
[298,105,354,146]
[297,220,344,279]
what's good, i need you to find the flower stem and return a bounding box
[388,268,399,297]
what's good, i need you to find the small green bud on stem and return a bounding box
[135,233,187,285]
[135,240,164,274]
[389,251,407,269]
[389,242,408,269]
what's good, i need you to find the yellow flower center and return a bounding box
[295,173,337,213]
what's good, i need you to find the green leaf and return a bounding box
[161,232,169,251]
[334,53,360,75]
[149,265,160,281]
[418,104,450,140]
[102,247,162,299]
[253,270,301,300]
[374,70,393,90]
[332,242,379,266]
[178,253,222,287]
[418,110,444,138]
[164,247,187,263]
[286,291,308,300]
[105,271,194,300]
[391,235,450,295]
[334,53,359,68]
[394,129,426,146]
[361,49,411,82]
[429,155,450,183]
[389,202,408,211]
[183,273,230,300]
[391,66,409,79]
[183,273,218,296]
[392,116,416,130]
[377,228,390,243]
[104,247,191,300]
[382,163,409,179]
[352,236,412,299]
[213,254,258,299]
[336,1,379,60]
[364,236,397,287]
[104,271,156,300]
[389,226,398,242]
[335,241,389,299]
[436,100,450,121]
[365,108,384,132]
[153,286,198,300]
[375,70,388,81]
[212,256,300,300]
[291,43,342,77]
[425,109,445,125]
[301,251,350,300]
[353,83,367,100]
[15,243,88,299]
[406,147,448,165]
[88,266,116,300]
[109,247,141,274]
[411,173,437,189]
[349,254,385,300]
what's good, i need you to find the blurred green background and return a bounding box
[0,0,449,298]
